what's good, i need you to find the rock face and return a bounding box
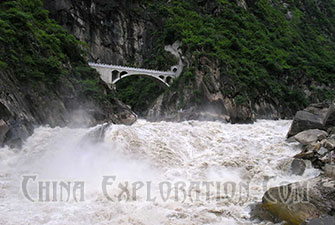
[41,0,335,123]
[146,57,280,123]
[287,103,335,137]
[262,176,335,225]
[42,0,288,123]
[43,0,155,66]
[294,129,328,145]
[0,69,136,147]
[287,111,325,137]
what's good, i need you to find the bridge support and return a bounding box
[89,63,181,88]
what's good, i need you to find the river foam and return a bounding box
[0,120,319,225]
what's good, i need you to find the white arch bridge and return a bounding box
[88,62,182,88]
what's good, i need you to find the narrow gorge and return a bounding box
[0,0,335,224]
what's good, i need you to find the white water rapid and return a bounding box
[0,120,319,225]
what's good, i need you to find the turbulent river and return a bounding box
[0,120,319,225]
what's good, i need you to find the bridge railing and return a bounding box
[88,62,175,76]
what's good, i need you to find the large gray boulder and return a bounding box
[287,111,325,137]
[294,129,328,145]
[262,176,335,225]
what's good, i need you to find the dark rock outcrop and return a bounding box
[43,0,156,66]
[0,69,136,147]
[146,56,276,123]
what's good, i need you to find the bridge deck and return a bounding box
[88,63,175,76]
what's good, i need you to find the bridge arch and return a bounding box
[88,62,181,88]
[113,73,170,88]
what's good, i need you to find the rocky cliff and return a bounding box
[43,0,335,123]
[43,0,158,66]
[0,0,136,147]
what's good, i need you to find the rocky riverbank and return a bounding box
[259,102,335,224]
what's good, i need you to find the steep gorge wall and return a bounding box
[0,0,136,147]
[43,0,158,66]
[43,0,335,123]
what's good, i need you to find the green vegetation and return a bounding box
[116,76,165,113]
[0,0,108,102]
[122,0,335,112]
[1,0,334,114]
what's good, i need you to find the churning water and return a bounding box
[0,120,319,225]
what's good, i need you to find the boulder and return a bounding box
[322,138,335,150]
[294,129,328,145]
[291,159,306,175]
[117,111,137,125]
[304,103,330,118]
[287,111,325,137]
[324,164,335,178]
[316,147,329,157]
[0,119,9,145]
[324,104,335,127]
[302,215,335,225]
[262,176,335,225]
[305,142,321,152]
[294,151,315,160]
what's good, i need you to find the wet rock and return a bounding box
[304,103,330,118]
[320,155,331,165]
[322,138,335,150]
[324,104,335,127]
[249,203,281,224]
[287,111,325,137]
[0,119,9,146]
[317,147,329,157]
[305,142,321,152]
[324,164,335,178]
[262,176,335,225]
[294,151,315,160]
[302,215,335,225]
[291,159,306,175]
[82,123,110,143]
[286,136,297,143]
[329,127,335,137]
[294,129,328,145]
[117,111,137,125]
[0,69,136,147]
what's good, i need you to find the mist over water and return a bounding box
[0,120,319,225]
